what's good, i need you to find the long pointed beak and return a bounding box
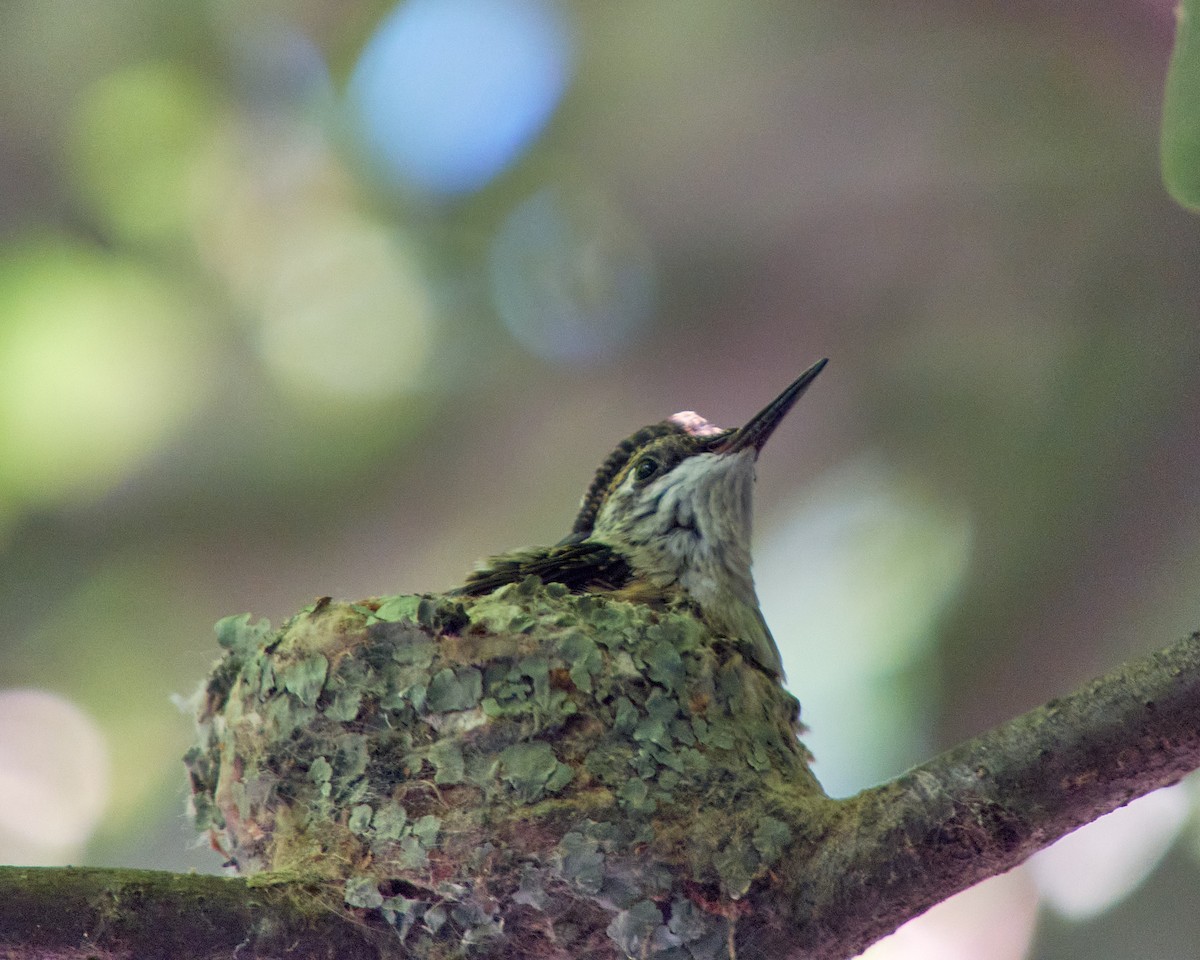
[719,358,828,456]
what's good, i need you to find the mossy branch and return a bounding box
[2,587,1198,960]
[0,865,400,960]
[795,629,1200,957]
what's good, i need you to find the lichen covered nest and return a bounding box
[184,578,821,959]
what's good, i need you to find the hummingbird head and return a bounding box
[570,359,828,631]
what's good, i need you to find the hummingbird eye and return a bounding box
[633,456,660,484]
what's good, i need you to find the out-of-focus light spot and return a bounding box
[757,456,973,794]
[185,97,438,404]
[0,243,211,506]
[858,871,1039,960]
[23,559,213,833]
[229,23,332,114]
[1029,784,1189,920]
[488,186,654,364]
[69,62,218,243]
[189,111,359,316]
[346,0,574,196]
[256,219,433,399]
[0,689,110,865]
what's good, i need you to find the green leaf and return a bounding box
[372,801,408,841]
[396,834,428,870]
[545,761,574,793]
[557,831,605,894]
[372,595,421,624]
[752,815,793,864]
[381,663,429,711]
[429,740,465,785]
[281,654,328,706]
[423,904,447,933]
[344,876,383,909]
[642,640,684,691]
[214,612,272,652]
[499,741,572,802]
[516,655,550,701]
[333,735,369,784]
[381,895,427,936]
[713,837,758,898]
[513,865,550,910]
[618,778,656,814]
[1164,0,1200,210]
[326,687,362,722]
[308,756,332,784]
[633,690,679,747]
[559,632,601,685]
[606,900,663,957]
[393,637,437,667]
[425,666,483,712]
[264,695,313,737]
[416,596,468,632]
[666,897,710,943]
[632,715,667,744]
[348,804,373,834]
[411,814,441,847]
[613,696,639,734]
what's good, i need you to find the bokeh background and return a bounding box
[1,0,1198,956]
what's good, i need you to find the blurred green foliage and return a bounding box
[0,241,210,507]
[1163,0,1200,209]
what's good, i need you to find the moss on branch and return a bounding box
[0,865,390,960]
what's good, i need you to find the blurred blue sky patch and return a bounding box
[488,185,655,363]
[346,0,574,196]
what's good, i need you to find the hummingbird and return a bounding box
[452,359,828,678]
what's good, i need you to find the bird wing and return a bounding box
[452,539,631,596]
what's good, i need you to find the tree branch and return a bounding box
[1,587,1197,960]
[796,630,1200,957]
[0,865,397,960]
